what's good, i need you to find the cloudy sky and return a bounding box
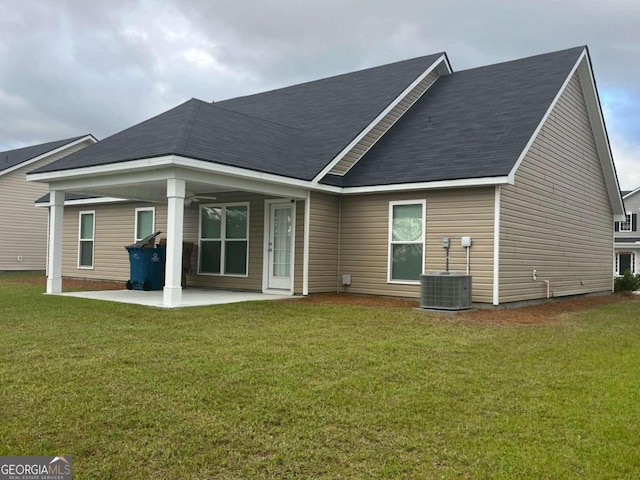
[1,0,639,188]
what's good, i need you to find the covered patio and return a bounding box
[30,159,312,308]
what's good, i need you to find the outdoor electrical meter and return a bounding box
[461,236,472,248]
[442,237,450,248]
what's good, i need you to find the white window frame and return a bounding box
[615,251,635,276]
[134,207,156,242]
[198,202,250,277]
[77,210,95,269]
[387,200,426,284]
[619,213,632,232]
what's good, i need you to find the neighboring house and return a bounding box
[27,46,625,307]
[614,188,640,276]
[0,136,96,271]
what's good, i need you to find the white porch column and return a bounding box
[163,178,185,307]
[47,190,65,294]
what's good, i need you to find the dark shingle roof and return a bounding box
[322,46,585,187]
[32,53,444,180]
[0,136,86,173]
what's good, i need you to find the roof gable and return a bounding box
[322,47,585,187]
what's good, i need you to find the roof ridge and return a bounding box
[217,52,445,105]
[456,46,585,74]
[210,103,304,132]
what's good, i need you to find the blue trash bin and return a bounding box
[125,232,165,291]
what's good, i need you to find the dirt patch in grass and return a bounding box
[298,291,639,325]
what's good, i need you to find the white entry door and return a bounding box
[267,203,294,290]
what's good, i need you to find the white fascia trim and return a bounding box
[27,154,508,197]
[35,197,127,208]
[341,176,509,194]
[311,54,451,183]
[492,186,501,306]
[27,154,331,195]
[1,135,97,179]
[507,51,586,185]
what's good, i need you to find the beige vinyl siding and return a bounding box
[0,140,94,271]
[339,188,495,302]
[499,72,614,303]
[329,70,440,176]
[308,191,339,293]
[62,202,167,281]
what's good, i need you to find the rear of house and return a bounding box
[28,47,624,307]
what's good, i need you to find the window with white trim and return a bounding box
[135,207,155,242]
[619,213,632,232]
[78,211,95,269]
[388,200,425,283]
[199,203,249,276]
[616,252,635,276]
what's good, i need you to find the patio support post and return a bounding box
[47,190,65,294]
[163,178,185,307]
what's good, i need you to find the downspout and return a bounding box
[492,186,501,306]
[337,196,342,293]
[303,191,310,296]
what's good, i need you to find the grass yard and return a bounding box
[1,272,639,479]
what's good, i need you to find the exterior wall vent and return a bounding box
[420,272,472,310]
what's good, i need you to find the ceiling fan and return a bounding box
[184,192,217,206]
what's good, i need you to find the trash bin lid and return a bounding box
[133,231,163,248]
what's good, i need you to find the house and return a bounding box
[0,136,96,271]
[27,46,625,307]
[614,188,640,275]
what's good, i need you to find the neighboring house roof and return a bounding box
[0,136,93,176]
[31,53,445,180]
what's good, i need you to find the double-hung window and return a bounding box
[78,211,95,269]
[135,207,155,242]
[199,203,249,276]
[388,200,425,283]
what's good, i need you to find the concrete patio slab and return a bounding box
[57,288,295,308]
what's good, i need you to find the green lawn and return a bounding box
[1,272,639,479]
